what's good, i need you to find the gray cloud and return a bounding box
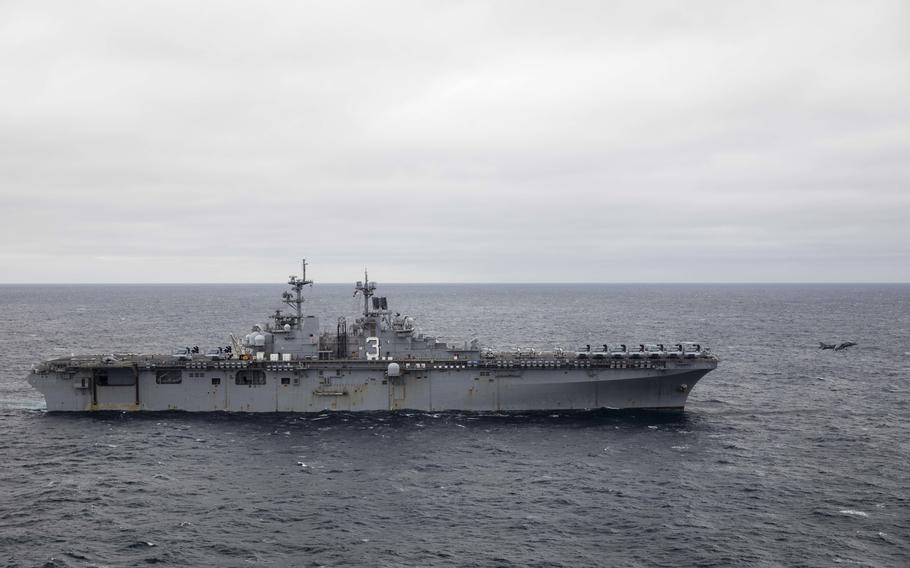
[1,0,908,282]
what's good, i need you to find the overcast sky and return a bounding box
[1,0,908,283]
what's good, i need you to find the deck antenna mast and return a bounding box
[282,258,313,330]
[354,268,377,317]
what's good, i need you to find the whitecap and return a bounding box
[839,509,868,517]
[0,398,47,410]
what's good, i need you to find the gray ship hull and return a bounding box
[26,261,719,413]
[27,357,713,413]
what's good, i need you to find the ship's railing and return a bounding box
[35,351,716,375]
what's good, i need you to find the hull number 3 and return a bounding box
[365,337,380,360]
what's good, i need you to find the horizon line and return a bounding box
[1,281,909,286]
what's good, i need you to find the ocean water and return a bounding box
[1,283,908,567]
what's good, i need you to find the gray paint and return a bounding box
[27,262,718,412]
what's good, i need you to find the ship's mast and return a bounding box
[353,268,376,317]
[282,258,312,330]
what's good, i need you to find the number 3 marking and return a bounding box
[366,337,380,361]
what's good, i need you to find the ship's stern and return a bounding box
[27,367,93,412]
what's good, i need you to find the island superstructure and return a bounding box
[27,260,718,412]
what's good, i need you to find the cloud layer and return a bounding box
[2,0,908,282]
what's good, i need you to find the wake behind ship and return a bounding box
[28,261,718,412]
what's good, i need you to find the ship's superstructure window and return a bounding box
[211,377,221,385]
[236,370,266,385]
[155,370,182,384]
[280,377,290,385]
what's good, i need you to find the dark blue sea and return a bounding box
[1,283,908,567]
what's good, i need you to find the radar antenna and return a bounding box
[281,258,313,330]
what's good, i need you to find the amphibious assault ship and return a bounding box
[28,261,718,412]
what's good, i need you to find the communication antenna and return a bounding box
[353,268,377,317]
[282,258,313,329]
